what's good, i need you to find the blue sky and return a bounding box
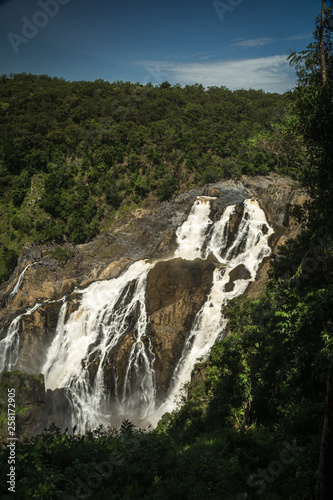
[0,0,325,93]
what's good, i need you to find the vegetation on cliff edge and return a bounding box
[0,73,306,283]
[0,4,333,500]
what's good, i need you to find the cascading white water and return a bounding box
[7,263,33,305]
[0,196,274,433]
[0,302,42,373]
[204,204,236,262]
[153,199,273,422]
[42,260,155,432]
[174,199,213,260]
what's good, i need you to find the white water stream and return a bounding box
[0,302,42,373]
[0,197,273,432]
[7,263,33,305]
[42,260,155,432]
[154,199,273,422]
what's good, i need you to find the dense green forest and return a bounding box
[0,71,304,282]
[1,4,333,500]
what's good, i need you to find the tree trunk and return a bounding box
[319,0,328,87]
[316,351,333,499]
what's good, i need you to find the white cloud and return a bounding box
[286,34,312,41]
[233,37,276,48]
[232,34,311,49]
[138,55,296,93]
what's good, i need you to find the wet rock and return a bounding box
[21,244,43,261]
[103,332,135,403]
[14,301,63,374]
[225,280,235,292]
[225,264,251,292]
[229,264,252,281]
[202,187,220,197]
[146,258,214,399]
[43,388,71,431]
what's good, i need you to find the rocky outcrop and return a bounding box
[0,175,309,437]
[44,388,71,431]
[146,258,215,399]
[0,175,307,315]
[85,258,215,407]
[225,264,252,292]
[15,301,62,374]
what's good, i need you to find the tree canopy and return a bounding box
[0,75,304,282]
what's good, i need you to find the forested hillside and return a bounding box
[1,3,333,499]
[0,75,304,282]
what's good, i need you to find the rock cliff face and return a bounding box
[14,301,62,374]
[1,175,306,310]
[146,258,215,399]
[0,175,308,437]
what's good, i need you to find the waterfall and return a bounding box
[0,196,273,433]
[151,198,273,423]
[7,263,33,305]
[0,302,42,373]
[175,199,213,260]
[204,204,236,262]
[42,260,155,432]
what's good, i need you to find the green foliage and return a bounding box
[157,172,178,201]
[0,73,298,278]
[0,423,177,500]
[0,418,319,499]
[48,247,75,265]
[0,246,18,283]
[287,6,333,214]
